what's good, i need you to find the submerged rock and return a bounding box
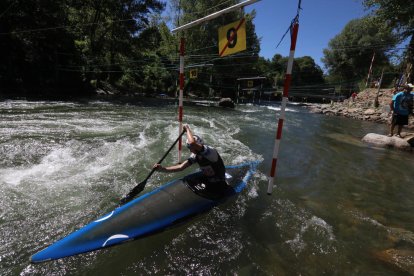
[375,249,414,275]
[387,227,414,245]
[362,133,412,152]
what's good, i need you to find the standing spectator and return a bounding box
[391,87,399,95]
[351,92,357,102]
[388,84,414,138]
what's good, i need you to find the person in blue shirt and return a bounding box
[388,83,414,138]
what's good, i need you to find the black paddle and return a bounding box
[119,129,186,205]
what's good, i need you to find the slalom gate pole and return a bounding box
[267,20,299,195]
[365,52,375,88]
[178,37,185,163]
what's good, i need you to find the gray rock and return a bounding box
[362,133,412,151]
[218,98,235,108]
[364,108,376,115]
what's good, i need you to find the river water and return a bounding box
[1,100,413,275]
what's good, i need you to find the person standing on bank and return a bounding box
[389,83,414,138]
[153,124,229,196]
[351,92,357,102]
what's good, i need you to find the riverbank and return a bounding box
[307,88,413,128]
[306,88,414,150]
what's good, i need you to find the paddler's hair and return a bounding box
[186,135,204,148]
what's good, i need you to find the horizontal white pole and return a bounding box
[172,0,261,33]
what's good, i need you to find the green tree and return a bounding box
[0,0,166,98]
[363,0,414,81]
[145,21,179,95]
[295,56,324,85]
[0,0,83,98]
[322,16,397,83]
[268,54,324,87]
[66,0,165,89]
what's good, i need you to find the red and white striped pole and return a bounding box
[365,52,375,88]
[178,37,185,163]
[267,21,299,195]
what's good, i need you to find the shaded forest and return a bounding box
[0,0,412,101]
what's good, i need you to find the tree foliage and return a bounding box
[0,0,79,97]
[322,16,397,82]
[0,0,165,98]
[0,0,347,100]
[267,54,324,89]
[363,0,414,38]
[363,0,414,80]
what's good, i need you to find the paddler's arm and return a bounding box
[389,100,394,113]
[184,124,195,144]
[183,124,203,151]
[153,160,192,173]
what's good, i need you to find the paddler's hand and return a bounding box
[153,163,165,172]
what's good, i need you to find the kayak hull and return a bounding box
[31,161,259,263]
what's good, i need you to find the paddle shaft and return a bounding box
[119,129,187,204]
[143,129,186,182]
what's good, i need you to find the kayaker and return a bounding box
[153,124,229,196]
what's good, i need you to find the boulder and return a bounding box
[404,133,414,146]
[348,108,361,113]
[362,133,412,152]
[218,98,235,108]
[364,108,376,115]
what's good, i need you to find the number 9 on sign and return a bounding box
[218,18,246,57]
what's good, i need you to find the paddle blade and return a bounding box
[119,181,146,205]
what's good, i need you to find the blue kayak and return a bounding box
[31,161,259,263]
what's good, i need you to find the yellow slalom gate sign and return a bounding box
[218,18,246,57]
[189,69,198,79]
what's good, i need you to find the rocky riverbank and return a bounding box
[306,88,414,151]
[307,88,414,128]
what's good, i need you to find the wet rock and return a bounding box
[364,109,376,115]
[404,134,414,146]
[387,227,414,245]
[348,108,361,113]
[362,133,412,151]
[218,98,235,108]
[375,249,414,275]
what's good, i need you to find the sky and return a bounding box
[244,0,369,68]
